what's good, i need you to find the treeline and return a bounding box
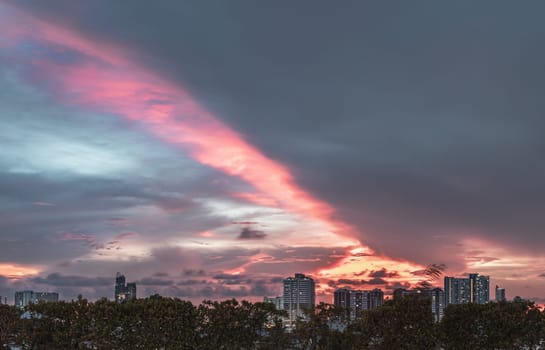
[1,295,544,349]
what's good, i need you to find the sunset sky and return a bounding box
[1,1,545,304]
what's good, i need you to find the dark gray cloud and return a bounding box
[237,227,267,240]
[213,273,247,280]
[368,268,399,279]
[183,269,206,277]
[135,277,174,286]
[329,277,387,288]
[8,0,545,268]
[31,273,112,287]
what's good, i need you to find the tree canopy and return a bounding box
[0,297,543,349]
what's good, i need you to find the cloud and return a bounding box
[57,232,103,250]
[368,268,400,279]
[4,0,545,302]
[135,277,174,286]
[31,273,112,287]
[213,273,247,280]
[115,232,138,240]
[32,201,55,206]
[237,227,267,240]
[183,269,206,276]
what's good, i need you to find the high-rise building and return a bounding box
[115,272,126,302]
[333,288,383,321]
[444,273,489,305]
[114,272,137,303]
[444,276,471,305]
[283,273,315,323]
[368,288,384,309]
[469,273,489,304]
[333,288,352,319]
[126,283,137,300]
[14,291,59,309]
[495,285,506,302]
[429,288,445,322]
[352,290,369,317]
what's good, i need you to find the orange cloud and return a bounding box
[0,263,41,278]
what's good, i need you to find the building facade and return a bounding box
[444,273,489,305]
[470,273,489,304]
[429,288,445,322]
[264,296,284,310]
[333,288,384,321]
[368,288,384,310]
[114,272,137,303]
[333,288,352,319]
[495,285,506,302]
[283,273,315,323]
[15,290,59,309]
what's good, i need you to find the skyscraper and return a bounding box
[352,290,369,317]
[333,288,383,321]
[126,282,137,300]
[283,273,315,323]
[429,288,445,322]
[368,288,384,309]
[333,288,352,319]
[444,276,471,305]
[444,273,489,305]
[114,272,137,303]
[495,285,506,302]
[469,273,489,304]
[115,272,126,302]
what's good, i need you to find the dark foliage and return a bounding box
[0,297,543,349]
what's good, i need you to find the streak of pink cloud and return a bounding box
[0,2,357,241]
[115,232,139,240]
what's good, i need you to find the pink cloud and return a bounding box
[0,2,425,292]
[115,232,138,240]
[0,4,354,237]
[32,201,55,206]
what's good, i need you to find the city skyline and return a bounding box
[2,270,526,308]
[1,1,545,304]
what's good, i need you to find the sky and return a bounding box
[1,0,545,304]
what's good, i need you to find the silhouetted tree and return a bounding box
[349,295,438,350]
[439,300,545,350]
[0,304,20,350]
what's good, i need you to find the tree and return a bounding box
[349,295,438,350]
[0,304,20,350]
[197,299,282,350]
[439,300,545,350]
[290,302,349,350]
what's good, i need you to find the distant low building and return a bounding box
[115,272,137,303]
[15,290,59,309]
[264,296,283,310]
[495,285,506,302]
[393,288,445,322]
